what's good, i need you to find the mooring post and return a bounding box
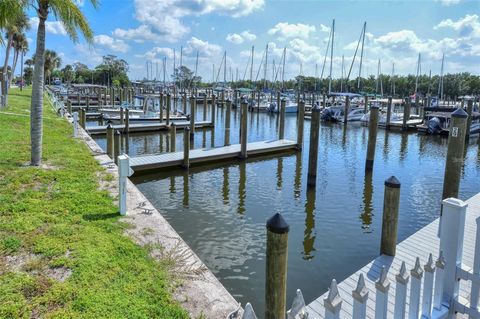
[265,213,289,319]
[211,94,216,127]
[466,99,473,140]
[111,88,115,106]
[442,108,468,200]
[166,93,171,126]
[86,96,90,111]
[225,99,231,146]
[366,104,379,170]
[386,97,392,130]
[159,93,164,122]
[73,112,79,137]
[240,100,248,159]
[344,95,350,124]
[307,106,321,187]
[277,91,281,112]
[67,100,72,114]
[380,176,401,256]
[189,96,196,140]
[297,100,305,149]
[124,108,130,134]
[221,90,225,108]
[256,91,261,112]
[77,93,81,107]
[114,130,121,164]
[120,106,124,125]
[170,124,176,152]
[363,95,368,113]
[118,154,133,216]
[183,126,190,168]
[182,92,187,114]
[106,124,114,158]
[279,98,286,140]
[402,98,411,130]
[203,94,207,121]
[415,95,420,115]
[323,94,327,109]
[80,108,86,128]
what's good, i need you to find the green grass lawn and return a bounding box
[0,88,188,318]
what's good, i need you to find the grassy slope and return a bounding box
[0,88,188,318]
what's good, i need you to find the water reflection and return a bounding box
[383,131,389,161]
[169,175,176,194]
[303,187,316,260]
[294,152,302,199]
[223,167,229,204]
[360,171,374,233]
[238,162,246,215]
[276,157,283,189]
[183,171,189,207]
[400,133,409,161]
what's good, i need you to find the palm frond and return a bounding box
[48,0,95,44]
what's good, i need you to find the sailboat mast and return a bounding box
[427,70,432,95]
[357,22,366,90]
[163,57,166,91]
[390,62,395,96]
[341,55,344,92]
[250,46,254,83]
[264,44,268,90]
[282,47,286,90]
[223,51,227,85]
[415,53,421,94]
[193,51,199,89]
[329,19,335,94]
[438,53,445,100]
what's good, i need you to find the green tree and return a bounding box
[61,64,75,84]
[10,32,29,83]
[172,65,201,89]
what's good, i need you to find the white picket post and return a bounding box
[433,251,446,310]
[394,261,410,319]
[439,198,467,311]
[470,219,480,317]
[118,155,133,216]
[324,279,342,319]
[409,257,423,319]
[287,289,308,319]
[375,266,390,319]
[421,254,436,318]
[73,112,79,137]
[242,302,258,319]
[352,274,368,319]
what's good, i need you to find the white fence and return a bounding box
[230,197,480,319]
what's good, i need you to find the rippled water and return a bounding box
[91,103,480,313]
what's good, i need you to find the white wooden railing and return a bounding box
[230,197,480,319]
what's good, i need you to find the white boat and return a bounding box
[268,97,298,113]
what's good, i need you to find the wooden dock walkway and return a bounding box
[306,192,480,318]
[129,139,298,172]
[86,120,213,135]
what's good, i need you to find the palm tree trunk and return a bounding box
[30,14,46,166]
[2,34,13,105]
[10,49,19,84]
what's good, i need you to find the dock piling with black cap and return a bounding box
[307,106,321,186]
[380,176,401,256]
[366,104,379,170]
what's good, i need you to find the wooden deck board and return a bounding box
[129,139,298,172]
[86,120,213,135]
[305,192,480,318]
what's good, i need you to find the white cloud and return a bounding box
[93,35,130,53]
[226,30,256,44]
[319,24,330,32]
[29,17,67,36]
[185,37,222,57]
[268,22,316,40]
[434,14,480,38]
[436,0,461,6]
[136,47,175,60]
[241,30,256,41]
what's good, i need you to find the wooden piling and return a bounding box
[365,104,379,170]
[106,124,114,158]
[170,124,176,152]
[402,99,411,130]
[124,108,130,134]
[183,126,190,168]
[114,130,121,164]
[79,108,86,128]
[386,97,392,130]
[380,176,401,256]
[466,100,473,140]
[120,107,124,125]
[211,94,216,126]
[265,213,289,319]
[182,93,187,114]
[344,96,350,124]
[166,93,171,126]
[189,96,196,140]
[364,96,368,113]
[307,107,321,186]
[67,100,72,114]
[225,99,231,146]
[240,100,248,159]
[297,100,305,149]
[279,99,286,140]
[442,108,468,200]
[277,92,281,113]
[159,93,164,122]
[203,94,207,121]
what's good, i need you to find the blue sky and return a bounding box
[10,0,480,81]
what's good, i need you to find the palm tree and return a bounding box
[42,50,61,84]
[10,32,29,84]
[26,0,97,166]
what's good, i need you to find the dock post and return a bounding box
[307,106,321,187]
[322,94,326,109]
[402,98,411,130]
[221,91,225,108]
[124,108,130,134]
[86,96,90,111]
[364,95,368,113]
[277,91,281,112]
[297,100,305,149]
[77,93,81,107]
[211,94,216,127]
[442,108,468,200]
[111,88,115,106]
[120,106,124,125]
[106,124,114,158]
[182,93,186,114]
[386,97,392,130]
[73,112,79,137]
[365,104,379,170]
[203,94,207,121]
[170,124,176,152]
[279,98,286,139]
[79,108,86,128]
[166,93,171,126]
[380,176,401,256]
[189,96,196,140]
[265,213,289,319]
[159,93,164,121]
[118,154,132,216]
[344,96,350,124]
[466,99,473,140]
[114,130,121,164]
[225,99,231,146]
[240,100,248,159]
[415,95,420,115]
[183,127,190,168]
[67,100,72,114]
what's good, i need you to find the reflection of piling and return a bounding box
[386,97,392,130]
[307,107,321,187]
[240,100,248,159]
[279,99,286,139]
[183,127,190,168]
[170,124,176,152]
[106,124,114,158]
[189,96,196,140]
[380,176,401,256]
[366,104,379,170]
[114,130,121,164]
[265,213,289,319]
[297,101,305,149]
[225,99,231,146]
[442,108,468,200]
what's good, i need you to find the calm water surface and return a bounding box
[91,103,480,313]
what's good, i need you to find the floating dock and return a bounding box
[85,120,213,135]
[129,139,298,172]
[306,192,480,318]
